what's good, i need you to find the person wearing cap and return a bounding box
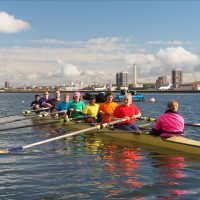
[83,95,99,123]
[98,92,118,123]
[149,100,184,137]
[113,93,141,132]
[68,91,85,118]
[30,94,41,110]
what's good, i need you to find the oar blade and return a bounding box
[0,146,23,154]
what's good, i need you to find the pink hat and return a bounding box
[73,91,81,97]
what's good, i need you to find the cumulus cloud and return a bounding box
[0,11,31,33]
[124,46,199,81]
[1,37,200,86]
[47,63,81,78]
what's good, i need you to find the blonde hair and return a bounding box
[167,100,179,112]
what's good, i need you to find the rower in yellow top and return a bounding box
[83,95,99,123]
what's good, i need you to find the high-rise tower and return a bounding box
[133,64,137,86]
[172,68,182,88]
[116,71,128,88]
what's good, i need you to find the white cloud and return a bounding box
[0,11,31,33]
[124,46,199,82]
[0,37,200,86]
[30,38,83,46]
[147,40,183,46]
[56,63,81,77]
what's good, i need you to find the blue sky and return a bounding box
[0,0,200,86]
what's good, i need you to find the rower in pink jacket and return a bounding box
[150,100,184,137]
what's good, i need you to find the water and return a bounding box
[0,92,200,200]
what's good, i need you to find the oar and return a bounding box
[137,116,200,127]
[22,107,50,115]
[184,123,200,127]
[0,115,89,132]
[0,110,64,126]
[0,116,38,125]
[0,118,127,154]
[0,119,63,132]
[0,108,50,119]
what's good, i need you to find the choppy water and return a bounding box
[0,92,200,200]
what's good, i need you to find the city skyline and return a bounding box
[1,1,200,87]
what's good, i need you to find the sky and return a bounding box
[0,0,200,87]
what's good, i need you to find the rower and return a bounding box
[98,92,118,123]
[112,93,141,132]
[82,95,99,123]
[43,90,61,112]
[55,93,71,117]
[149,100,184,137]
[68,92,85,119]
[39,90,51,112]
[30,94,41,111]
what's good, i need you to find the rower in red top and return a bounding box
[149,100,184,137]
[113,93,141,132]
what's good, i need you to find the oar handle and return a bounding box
[137,116,156,122]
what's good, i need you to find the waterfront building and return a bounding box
[5,81,10,89]
[156,76,168,87]
[116,71,128,88]
[179,81,200,91]
[172,68,182,89]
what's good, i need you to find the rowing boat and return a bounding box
[59,121,200,156]
[100,129,200,156]
[22,114,200,155]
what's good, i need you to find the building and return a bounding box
[116,71,128,88]
[156,76,168,87]
[192,81,200,90]
[5,81,10,89]
[179,81,200,91]
[172,68,182,89]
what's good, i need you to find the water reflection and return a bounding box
[99,143,143,197]
[152,154,188,199]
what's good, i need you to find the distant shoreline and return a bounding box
[0,90,200,93]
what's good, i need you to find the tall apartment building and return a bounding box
[156,76,168,87]
[172,68,183,88]
[116,71,128,88]
[5,81,10,89]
